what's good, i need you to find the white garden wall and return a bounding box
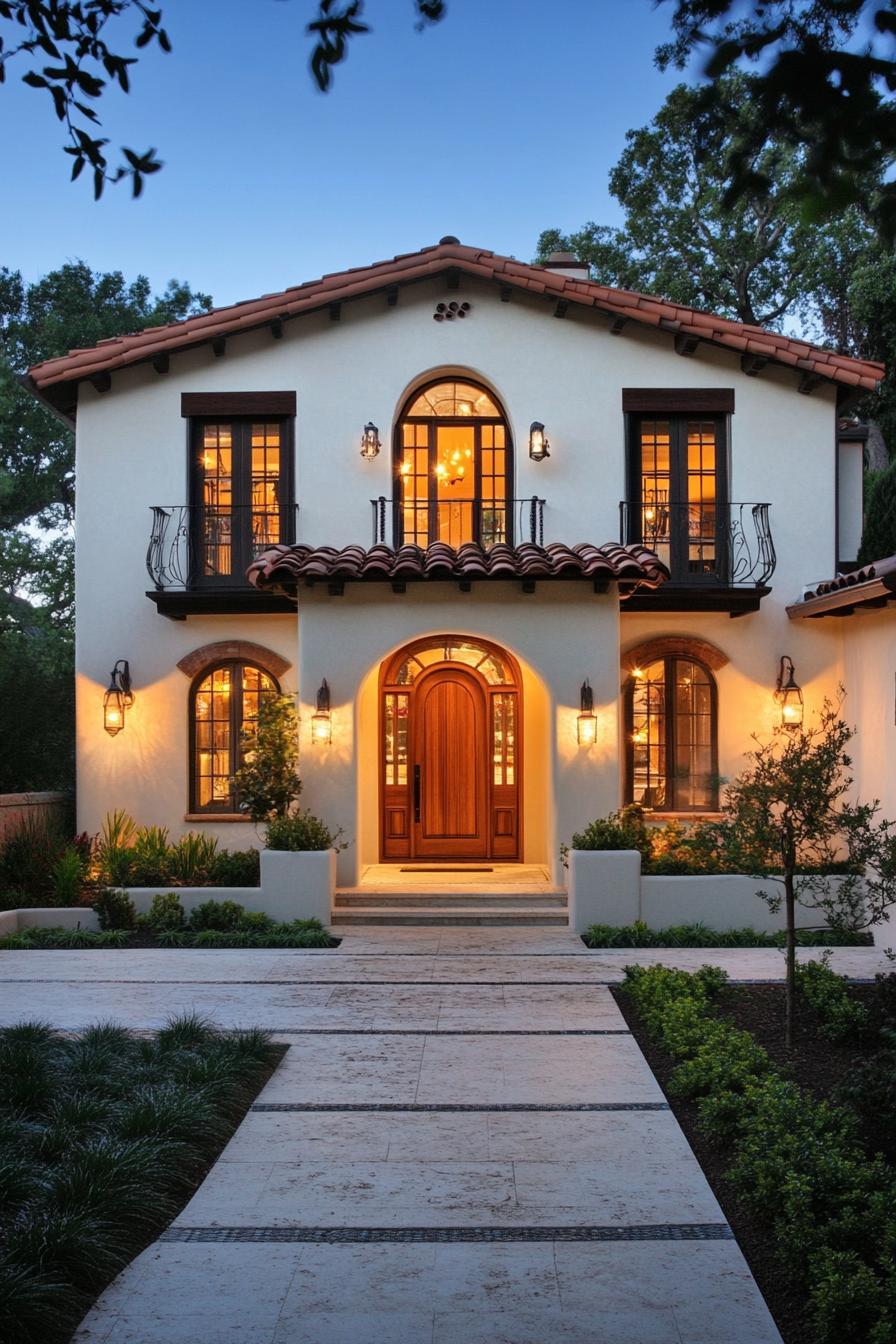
[121,848,335,923]
[568,849,847,934]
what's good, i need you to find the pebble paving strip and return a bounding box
[251,1102,672,1111]
[161,1225,734,1244]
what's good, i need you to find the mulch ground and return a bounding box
[612,982,882,1344]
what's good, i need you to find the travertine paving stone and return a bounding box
[46,929,785,1343]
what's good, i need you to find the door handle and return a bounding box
[413,764,421,822]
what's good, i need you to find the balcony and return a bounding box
[619,500,776,615]
[371,496,545,548]
[145,504,300,618]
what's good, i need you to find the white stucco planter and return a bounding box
[640,874,839,935]
[568,850,642,932]
[0,907,100,935]
[259,848,336,923]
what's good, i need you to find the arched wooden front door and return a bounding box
[380,636,521,862]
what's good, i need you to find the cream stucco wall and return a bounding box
[72,269,848,861]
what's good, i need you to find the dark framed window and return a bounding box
[625,656,718,812]
[189,415,294,586]
[626,411,729,583]
[394,379,514,547]
[190,661,278,813]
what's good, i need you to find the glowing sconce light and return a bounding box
[360,422,381,461]
[774,656,804,730]
[311,679,332,745]
[577,680,597,747]
[103,659,134,736]
[529,421,550,462]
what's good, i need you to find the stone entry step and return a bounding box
[334,891,567,910]
[331,906,569,927]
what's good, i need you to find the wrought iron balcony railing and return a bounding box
[147,504,299,590]
[371,496,545,549]
[619,500,776,587]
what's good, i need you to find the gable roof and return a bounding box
[24,239,884,420]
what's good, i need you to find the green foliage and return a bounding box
[168,833,218,885]
[47,846,86,907]
[835,1050,896,1160]
[187,899,246,933]
[570,805,653,862]
[0,812,72,905]
[535,71,874,328]
[0,624,74,792]
[144,892,185,932]
[658,1,896,240]
[209,848,260,887]
[233,693,302,823]
[265,810,343,852]
[90,889,135,932]
[1,914,334,950]
[581,921,872,950]
[858,458,896,566]
[92,810,136,887]
[795,955,871,1042]
[128,826,171,887]
[623,963,896,1342]
[0,1014,275,1344]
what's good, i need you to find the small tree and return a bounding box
[233,694,302,823]
[722,699,896,1047]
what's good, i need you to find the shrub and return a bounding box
[144,893,185,932]
[835,1050,896,1154]
[188,899,246,932]
[570,805,653,862]
[265,810,343,851]
[623,963,896,1344]
[128,826,171,886]
[48,846,87,906]
[873,972,896,1029]
[93,810,137,887]
[91,889,136,932]
[581,921,873,949]
[858,458,896,567]
[209,848,260,887]
[0,813,71,905]
[168,833,218,885]
[795,955,870,1041]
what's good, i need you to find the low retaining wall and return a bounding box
[122,848,336,924]
[0,791,69,841]
[0,907,100,935]
[568,850,844,935]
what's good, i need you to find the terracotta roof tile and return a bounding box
[247,540,669,592]
[25,241,885,419]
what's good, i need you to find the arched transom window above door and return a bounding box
[386,636,513,686]
[396,379,512,549]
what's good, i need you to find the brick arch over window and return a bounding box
[621,636,728,679]
[177,641,291,680]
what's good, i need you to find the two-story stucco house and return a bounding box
[22,239,884,914]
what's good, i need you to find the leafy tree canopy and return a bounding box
[536,71,880,329]
[658,0,896,238]
[1,1,445,195]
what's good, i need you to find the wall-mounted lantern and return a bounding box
[360,422,381,461]
[528,421,550,462]
[103,659,134,736]
[577,679,596,747]
[774,656,804,729]
[311,679,332,744]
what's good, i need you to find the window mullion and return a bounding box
[229,662,242,811]
[665,656,676,811]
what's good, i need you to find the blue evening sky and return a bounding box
[2,0,698,307]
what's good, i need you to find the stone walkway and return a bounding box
[5,930,880,1341]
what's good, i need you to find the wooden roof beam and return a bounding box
[212,337,226,357]
[151,353,169,375]
[741,353,768,377]
[674,333,700,357]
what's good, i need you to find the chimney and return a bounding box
[542,250,591,281]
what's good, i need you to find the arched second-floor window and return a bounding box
[624,655,718,812]
[395,378,513,548]
[190,661,278,813]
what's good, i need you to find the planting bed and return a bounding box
[614,976,894,1344]
[0,1016,283,1344]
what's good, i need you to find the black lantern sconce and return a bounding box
[577,679,596,747]
[311,679,332,745]
[774,656,804,730]
[528,421,550,462]
[360,422,381,461]
[103,660,134,737]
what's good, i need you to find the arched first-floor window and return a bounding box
[624,655,718,812]
[190,661,278,812]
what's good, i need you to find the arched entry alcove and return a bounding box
[377,634,523,862]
